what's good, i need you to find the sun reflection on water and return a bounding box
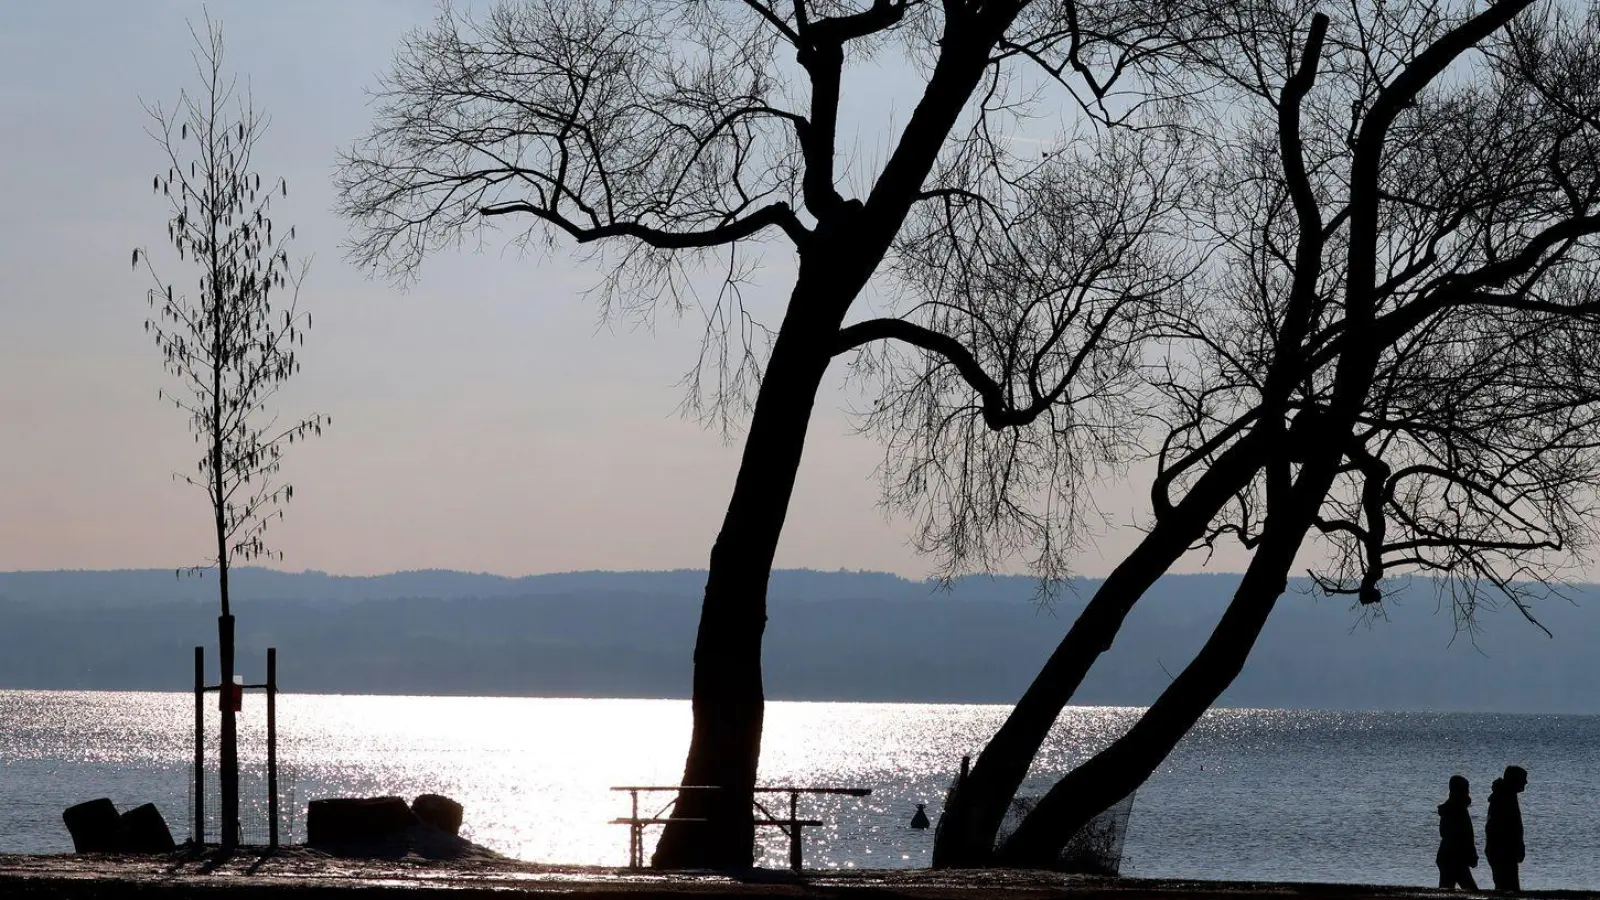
[0,691,1141,867]
[11,691,1600,889]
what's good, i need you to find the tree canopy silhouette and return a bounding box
[936,0,1600,867]
[336,0,1207,868]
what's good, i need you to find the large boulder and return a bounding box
[411,794,464,836]
[306,796,417,850]
[112,803,175,854]
[62,798,119,853]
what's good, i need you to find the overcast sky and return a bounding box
[0,0,1264,579]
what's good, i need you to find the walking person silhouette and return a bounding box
[1485,766,1529,893]
[1436,775,1480,890]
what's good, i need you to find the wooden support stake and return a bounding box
[267,647,279,849]
[194,646,205,844]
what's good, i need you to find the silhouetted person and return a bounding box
[1436,775,1479,890]
[1485,766,1528,892]
[909,803,930,830]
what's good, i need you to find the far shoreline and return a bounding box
[3,687,1595,719]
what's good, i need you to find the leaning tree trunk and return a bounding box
[993,430,1350,866]
[993,551,1291,864]
[651,277,844,870]
[934,434,1268,867]
[937,16,1329,851]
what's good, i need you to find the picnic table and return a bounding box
[609,784,872,871]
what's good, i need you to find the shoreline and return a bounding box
[4,851,1598,900]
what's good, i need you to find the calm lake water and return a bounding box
[2,691,1597,889]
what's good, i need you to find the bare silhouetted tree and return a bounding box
[936,0,1600,867]
[336,0,1212,868]
[132,16,328,850]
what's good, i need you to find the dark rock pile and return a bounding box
[62,799,175,855]
[411,794,464,836]
[305,793,497,860]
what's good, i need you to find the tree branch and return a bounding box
[478,199,808,247]
[804,0,912,45]
[740,0,801,44]
[834,317,1018,429]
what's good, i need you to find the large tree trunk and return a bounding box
[993,439,1347,866]
[651,278,842,869]
[651,11,1028,869]
[934,434,1267,867]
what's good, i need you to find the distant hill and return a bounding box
[0,568,1594,713]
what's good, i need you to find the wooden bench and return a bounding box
[609,784,870,871]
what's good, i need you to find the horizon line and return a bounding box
[0,565,1259,582]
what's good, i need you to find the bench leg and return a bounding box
[630,791,641,868]
[788,792,801,872]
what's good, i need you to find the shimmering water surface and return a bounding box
[3,691,1597,889]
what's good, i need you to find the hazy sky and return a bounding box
[0,1,1260,579]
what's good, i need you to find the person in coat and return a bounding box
[1485,766,1528,892]
[1437,774,1480,890]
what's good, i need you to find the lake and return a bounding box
[2,691,1595,888]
